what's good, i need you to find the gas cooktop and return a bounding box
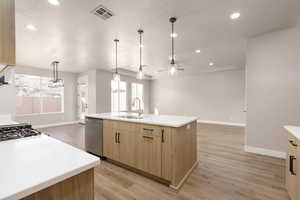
[0,123,41,142]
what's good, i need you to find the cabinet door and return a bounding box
[103,127,119,161]
[137,125,162,177]
[0,0,15,66]
[119,128,137,167]
[161,127,172,181]
[286,133,297,200]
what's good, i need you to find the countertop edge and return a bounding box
[4,160,100,200]
[86,115,198,128]
[284,125,300,140]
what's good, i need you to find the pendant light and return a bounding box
[168,17,177,76]
[136,29,144,80]
[48,61,64,88]
[113,38,120,81]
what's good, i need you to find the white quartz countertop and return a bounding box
[0,134,100,200]
[86,113,198,128]
[284,126,300,140]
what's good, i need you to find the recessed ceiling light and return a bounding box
[195,49,201,53]
[48,0,60,6]
[26,25,37,31]
[170,33,178,38]
[209,62,214,66]
[230,12,240,20]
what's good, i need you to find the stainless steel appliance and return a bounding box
[0,123,41,142]
[85,117,103,157]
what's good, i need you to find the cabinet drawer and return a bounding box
[140,124,162,137]
[288,133,298,150]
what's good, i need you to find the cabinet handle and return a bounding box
[143,128,154,132]
[117,132,120,143]
[289,140,298,147]
[290,155,297,176]
[161,129,165,143]
[115,132,118,143]
[143,136,154,140]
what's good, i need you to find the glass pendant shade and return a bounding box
[136,67,143,80]
[168,64,177,76]
[113,72,120,81]
[48,79,64,88]
[49,61,64,88]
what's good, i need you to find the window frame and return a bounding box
[15,74,65,116]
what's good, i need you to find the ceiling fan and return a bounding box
[156,17,185,75]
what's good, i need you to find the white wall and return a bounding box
[246,26,300,153]
[150,69,246,124]
[14,66,78,126]
[0,84,16,115]
[86,69,151,114]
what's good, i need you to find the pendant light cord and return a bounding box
[140,33,142,68]
[171,22,174,62]
[114,39,119,74]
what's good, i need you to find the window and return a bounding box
[111,80,127,112]
[131,83,144,111]
[15,74,64,115]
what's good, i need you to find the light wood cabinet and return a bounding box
[103,127,119,161]
[103,119,198,189]
[0,0,16,67]
[286,133,297,200]
[137,125,162,177]
[119,125,137,167]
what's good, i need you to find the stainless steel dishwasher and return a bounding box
[85,117,103,158]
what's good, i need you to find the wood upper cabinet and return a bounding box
[0,0,16,67]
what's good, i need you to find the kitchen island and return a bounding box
[86,113,198,189]
[0,120,100,200]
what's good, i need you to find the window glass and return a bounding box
[131,83,144,110]
[15,74,64,115]
[111,80,127,112]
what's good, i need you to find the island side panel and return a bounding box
[171,121,198,187]
[21,169,94,200]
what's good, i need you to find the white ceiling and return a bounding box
[16,0,300,76]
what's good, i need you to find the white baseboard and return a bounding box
[33,121,80,129]
[197,120,246,127]
[244,145,286,159]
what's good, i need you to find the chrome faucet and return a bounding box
[132,97,143,117]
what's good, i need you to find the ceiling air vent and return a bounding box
[92,5,114,20]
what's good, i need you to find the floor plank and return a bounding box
[39,123,289,200]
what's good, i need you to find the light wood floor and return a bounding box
[40,123,289,200]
